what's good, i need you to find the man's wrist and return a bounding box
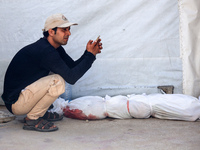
[86,49,96,56]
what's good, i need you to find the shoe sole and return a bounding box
[23,125,58,132]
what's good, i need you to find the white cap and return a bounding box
[42,13,78,32]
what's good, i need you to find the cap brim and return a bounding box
[57,22,78,28]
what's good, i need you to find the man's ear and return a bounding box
[48,29,55,37]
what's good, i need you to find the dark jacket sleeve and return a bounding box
[40,48,96,84]
[56,47,90,69]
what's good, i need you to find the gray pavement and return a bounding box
[0,106,200,150]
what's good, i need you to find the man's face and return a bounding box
[52,27,71,46]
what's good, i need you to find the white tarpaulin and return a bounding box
[0,0,199,104]
[179,0,200,97]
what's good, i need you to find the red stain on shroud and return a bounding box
[63,106,98,120]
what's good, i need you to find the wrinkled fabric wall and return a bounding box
[179,0,200,97]
[0,0,181,104]
[70,0,182,98]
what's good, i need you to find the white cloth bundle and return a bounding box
[128,94,151,119]
[148,94,200,121]
[63,96,107,120]
[105,95,132,119]
[105,95,151,119]
[128,93,200,121]
[59,93,200,121]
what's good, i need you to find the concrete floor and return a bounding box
[0,106,200,150]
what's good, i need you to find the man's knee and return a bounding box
[53,74,65,83]
[49,74,66,96]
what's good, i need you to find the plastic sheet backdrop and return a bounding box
[179,0,200,97]
[0,0,182,105]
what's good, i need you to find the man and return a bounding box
[1,13,103,132]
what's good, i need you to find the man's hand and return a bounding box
[86,38,103,56]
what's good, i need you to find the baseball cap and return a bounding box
[42,13,78,32]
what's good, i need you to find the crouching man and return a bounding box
[1,13,102,132]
